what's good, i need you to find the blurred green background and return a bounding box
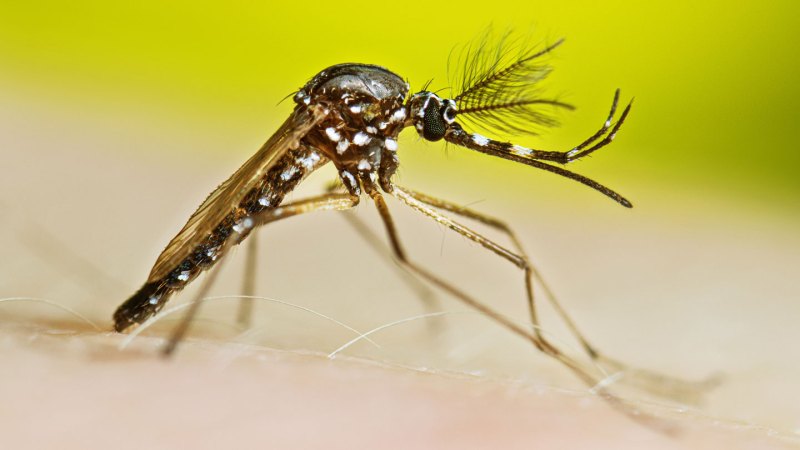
[1,0,798,214]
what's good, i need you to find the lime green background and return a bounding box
[0,1,797,213]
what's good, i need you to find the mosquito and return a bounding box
[114,32,706,417]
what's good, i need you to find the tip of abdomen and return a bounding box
[113,281,166,332]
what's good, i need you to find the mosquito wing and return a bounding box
[147,104,328,282]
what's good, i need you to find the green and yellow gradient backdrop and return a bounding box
[1,0,798,211]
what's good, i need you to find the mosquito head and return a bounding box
[408,92,457,142]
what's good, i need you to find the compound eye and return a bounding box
[422,100,446,141]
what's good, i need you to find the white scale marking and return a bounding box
[349,104,363,113]
[353,132,371,146]
[511,144,533,156]
[297,152,321,170]
[357,159,372,171]
[366,126,377,134]
[417,96,431,119]
[384,138,398,151]
[336,139,350,154]
[258,196,271,207]
[472,134,490,146]
[177,271,191,282]
[206,247,219,261]
[325,127,341,142]
[232,217,254,234]
[280,165,299,181]
[148,296,160,305]
[391,108,407,122]
[341,171,357,190]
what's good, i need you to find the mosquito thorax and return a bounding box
[409,92,457,142]
[291,63,414,195]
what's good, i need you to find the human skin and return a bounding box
[0,317,794,450]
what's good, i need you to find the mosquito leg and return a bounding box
[163,193,359,356]
[324,181,439,309]
[368,187,583,371]
[236,230,258,327]
[393,184,717,403]
[394,185,599,355]
[365,187,677,429]
[388,186,555,350]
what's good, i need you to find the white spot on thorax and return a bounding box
[325,127,341,142]
[378,121,388,130]
[357,159,372,171]
[391,108,407,122]
[349,104,363,114]
[472,134,490,147]
[336,139,350,154]
[384,138,398,151]
[366,126,377,134]
[353,132,371,146]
